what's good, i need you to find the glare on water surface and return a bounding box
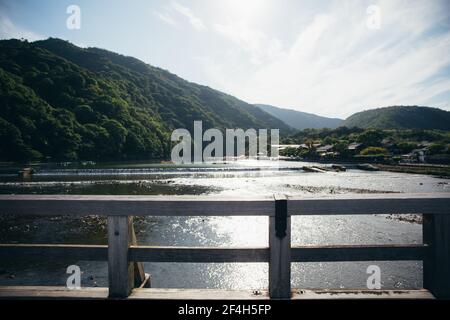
[0,160,446,289]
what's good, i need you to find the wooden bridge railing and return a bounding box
[0,193,449,299]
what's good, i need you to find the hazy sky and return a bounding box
[0,0,449,118]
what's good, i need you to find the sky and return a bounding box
[0,0,449,118]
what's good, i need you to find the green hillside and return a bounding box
[343,106,450,130]
[0,38,290,162]
[256,104,342,129]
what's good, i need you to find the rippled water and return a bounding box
[0,160,448,289]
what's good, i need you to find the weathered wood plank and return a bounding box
[288,193,450,215]
[292,289,435,300]
[131,288,270,300]
[128,218,150,288]
[0,195,274,216]
[0,286,435,300]
[0,286,268,300]
[0,244,425,263]
[0,244,107,260]
[0,193,448,217]
[423,214,450,298]
[423,213,434,295]
[130,246,269,262]
[291,244,427,262]
[107,216,133,298]
[269,195,291,299]
[0,286,109,299]
[138,273,151,289]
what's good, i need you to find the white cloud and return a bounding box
[153,2,206,31]
[153,10,178,28]
[203,0,450,118]
[0,13,44,41]
[213,21,282,65]
[171,2,206,31]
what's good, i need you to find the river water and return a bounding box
[0,160,449,290]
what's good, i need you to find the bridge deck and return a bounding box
[0,286,435,300]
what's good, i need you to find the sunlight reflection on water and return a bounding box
[132,214,422,289]
[0,160,446,289]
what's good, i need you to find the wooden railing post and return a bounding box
[269,194,291,299]
[423,214,450,298]
[108,216,134,298]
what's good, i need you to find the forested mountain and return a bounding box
[256,104,342,129]
[0,38,290,162]
[342,106,450,130]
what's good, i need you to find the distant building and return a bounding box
[298,144,309,150]
[381,138,394,146]
[316,145,334,156]
[347,142,363,152]
[316,145,333,153]
[401,149,426,163]
[323,152,340,157]
[274,144,300,151]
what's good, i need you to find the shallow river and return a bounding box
[0,160,449,289]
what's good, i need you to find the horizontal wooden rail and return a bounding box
[0,195,274,216]
[0,193,449,216]
[288,193,450,215]
[0,244,107,260]
[129,246,269,262]
[291,244,427,262]
[0,244,427,262]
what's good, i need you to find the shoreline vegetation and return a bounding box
[280,126,450,175]
[295,161,450,177]
[2,158,450,178]
[376,163,450,178]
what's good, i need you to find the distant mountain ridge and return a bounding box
[255,104,343,129]
[342,106,450,130]
[258,104,450,131]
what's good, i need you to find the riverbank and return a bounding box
[282,157,450,177]
[376,164,450,178]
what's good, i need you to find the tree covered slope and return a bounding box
[342,106,450,130]
[0,38,290,162]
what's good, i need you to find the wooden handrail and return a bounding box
[0,193,449,216]
[0,193,449,299]
[0,244,428,262]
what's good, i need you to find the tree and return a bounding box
[427,143,445,155]
[75,105,96,124]
[357,130,383,146]
[395,141,417,154]
[360,147,388,156]
[0,117,41,161]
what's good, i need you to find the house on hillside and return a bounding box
[316,145,338,157]
[401,149,426,163]
[316,145,333,153]
[347,142,363,154]
[298,143,310,150]
[381,138,395,148]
